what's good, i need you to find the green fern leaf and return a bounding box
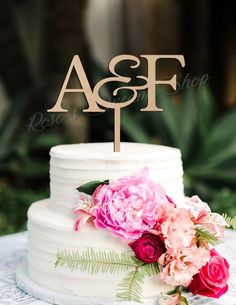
[222,213,236,230]
[116,262,160,303]
[195,226,220,246]
[140,262,160,277]
[56,248,141,273]
[56,248,160,303]
[116,269,145,303]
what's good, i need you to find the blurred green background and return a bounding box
[0,0,236,235]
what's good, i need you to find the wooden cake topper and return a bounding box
[47,55,185,152]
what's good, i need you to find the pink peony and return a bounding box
[159,245,210,287]
[90,168,173,240]
[129,233,166,263]
[188,249,230,298]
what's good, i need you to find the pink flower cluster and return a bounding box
[73,168,230,300]
[155,203,210,287]
[91,168,172,240]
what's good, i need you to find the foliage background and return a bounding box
[0,0,236,235]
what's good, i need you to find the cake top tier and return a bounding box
[50,142,181,161]
[49,142,184,214]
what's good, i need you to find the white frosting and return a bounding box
[28,200,170,300]
[27,142,185,302]
[49,142,184,214]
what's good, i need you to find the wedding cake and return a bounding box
[26,142,183,303]
[19,142,230,305]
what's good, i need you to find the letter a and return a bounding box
[47,55,104,112]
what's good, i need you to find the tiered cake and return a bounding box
[26,142,185,304]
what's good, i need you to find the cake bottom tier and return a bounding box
[27,199,170,302]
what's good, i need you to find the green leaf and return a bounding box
[195,226,220,246]
[204,110,236,153]
[196,85,215,140]
[180,296,189,305]
[31,132,64,150]
[56,248,160,303]
[210,189,236,216]
[77,180,109,195]
[157,89,182,149]
[55,248,141,273]
[166,287,178,295]
[222,214,236,230]
[180,89,198,159]
[121,110,150,143]
[140,262,159,277]
[116,269,145,303]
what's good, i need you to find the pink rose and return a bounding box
[188,249,230,298]
[129,233,166,264]
[90,168,173,240]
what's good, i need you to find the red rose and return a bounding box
[129,233,166,264]
[188,249,230,298]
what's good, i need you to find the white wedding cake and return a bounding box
[26,142,185,304]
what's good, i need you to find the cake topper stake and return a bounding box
[114,108,120,152]
[47,55,185,152]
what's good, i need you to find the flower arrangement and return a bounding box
[55,168,232,305]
